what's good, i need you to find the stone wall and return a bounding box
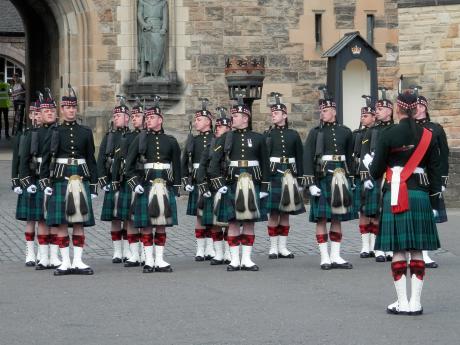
[445,149,460,206]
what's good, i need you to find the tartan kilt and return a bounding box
[101,189,119,221]
[352,179,361,218]
[216,168,268,223]
[46,165,95,227]
[15,192,28,221]
[266,165,305,215]
[132,171,178,228]
[361,179,381,217]
[375,189,440,251]
[200,193,215,226]
[186,188,199,216]
[25,189,45,221]
[309,162,355,223]
[116,181,134,221]
[435,196,447,223]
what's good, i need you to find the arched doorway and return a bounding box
[342,59,370,130]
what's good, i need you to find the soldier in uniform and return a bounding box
[195,106,233,265]
[12,102,39,266]
[112,98,146,267]
[208,96,270,272]
[40,87,98,276]
[19,91,62,270]
[97,98,132,264]
[182,99,216,262]
[303,87,354,270]
[364,91,441,315]
[264,93,304,259]
[124,96,182,273]
[413,88,449,268]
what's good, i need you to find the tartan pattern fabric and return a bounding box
[116,181,133,221]
[200,193,215,226]
[132,170,178,228]
[266,164,305,215]
[309,163,355,223]
[101,190,118,221]
[15,193,28,221]
[361,178,381,217]
[45,165,95,227]
[24,190,45,221]
[375,190,440,251]
[186,188,199,216]
[435,196,447,223]
[352,181,361,219]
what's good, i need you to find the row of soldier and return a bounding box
[11,86,447,313]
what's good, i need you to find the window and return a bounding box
[0,56,23,83]
[315,13,322,49]
[367,14,375,45]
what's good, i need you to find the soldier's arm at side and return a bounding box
[85,129,98,194]
[369,131,388,180]
[345,128,354,175]
[426,139,442,210]
[96,134,108,187]
[171,137,182,194]
[294,132,304,178]
[124,135,141,190]
[437,125,449,187]
[18,132,33,188]
[259,134,270,193]
[302,129,316,186]
[11,135,21,189]
[208,134,226,191]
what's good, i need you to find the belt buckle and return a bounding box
[332,155,339,161]
[281,157,289,164]
[68,158,77,165]
[239,160,248,168]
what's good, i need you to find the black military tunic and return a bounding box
[12,129,28,220]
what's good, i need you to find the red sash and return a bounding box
[385,128,432,214]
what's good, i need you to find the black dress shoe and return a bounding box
[227,264,240,271]
[112,257,123,264]
[140,261,145,266]
[54,268,72,276]
[241,265,259,271]
[386,255,393,262]
[331,262,353,269]
[204,255,214,261]
[48,264,60,269]
[409,308,423,315]
[223,259,231,265]
[375,255,386,262]
[124,261,141,267]
[155,265,173,272]
[122,257,129,263]
[25,261,36,267]
[142,265,154,273]
[210,259,224,265]
[35,263,48,270]
[72,267,94,275]
[320,263,332,270]
[360,252,370,258]
[425,262,438,268]
[268,253,278,259]
[195,256,205,262]
[369,251,375,258]
[278,253,295,259]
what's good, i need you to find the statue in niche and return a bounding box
[137,0,168,78]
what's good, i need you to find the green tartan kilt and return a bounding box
[309,163,355,223]
[24,189,45,221]
[266,165,305,215]
[132,171,178,228]
[46,165,95,227]
[435,196,447,223]
[375,189,440,251]
[216,168,268,223]
[352,179,361,219]
[101,188,119,221]
[186,188,199,216]
[200,193,215,226]
[361,179,381,217]
[116,181,133,221]
[15,192,28,221]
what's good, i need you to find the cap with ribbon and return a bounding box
[131,96,144,115]
[61,84,78,107]
[268,92,287,113]
[361,95,375,115]
[376,86,393,109]
[144,95,163,117]
[195,98,214,120]
[39,88,56,109]
[215,106,232,128]
[113,95,130,116]
[318,85,336,110]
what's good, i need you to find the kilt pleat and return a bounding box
[435,196,447,223]
[116,181,133,221]
[101,189,118,221]
[352,180,361,219]
[200,194,215,226]
[15,193,28,221]
[361,179,381,217]
[186,188,199,216]
[375,190,440,251]
[25,190,45,221]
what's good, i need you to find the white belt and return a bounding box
[390,166,425,206]
[193,163,200,169]
[229,160,259,167]
[144,162,171,170]
[56,158,86,165]
[321,155,346,161]
[270,157,295,163]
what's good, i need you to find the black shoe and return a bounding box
[112,257,123,264]
[369,251,375,258]
[35,263,48,270]
[223,259,231,265]
[278,252,295,259]
[204,255,214,261]
[54,268,72,276]
[375,255,386,262]
[409,308,423,315]
[227,264,240,271]
[360,252,370,258]
[386,255,393,262]
[25,261,36,267]
[321,263,332,270]
[331,261,353,269]
[241,264,259,271]
[122,257,129,263]
[72,267,94,275]
[210,259,224,265]
[425,262,438,268]
[195,256,205,262]
[124,261,141,267]
[48,264,60,269]
[386,306,410,315]
[140,261,145,266]
[155,265,173,272]
[142,265,154,273]
[268,253,278,259]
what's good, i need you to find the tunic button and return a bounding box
[70,134,73,137]
[71,151,75,154]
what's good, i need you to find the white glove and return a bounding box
[203,191,212,198]
[433,209,439,218]
[134,185,144,194]
[27,185,37,194]
[44,187,53,196]
[218,186,228,194]
[298,186,304,193]
[309,185,321,197]
[442,186,446,193]
[362,154,374,170]
[363,180,374,190]
[102,185,110,192]
[13,187,23,195]
[185,185,194,192]
[91,194,97,200]
[260,192,269,199]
